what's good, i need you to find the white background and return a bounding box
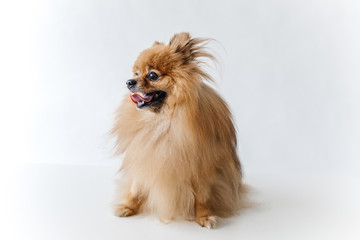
[1,0,359,173]
[1,0,360,239]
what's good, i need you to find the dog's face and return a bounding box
[127,43,171,112]
[126,33,212,112]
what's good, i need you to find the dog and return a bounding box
[112,32,244,228]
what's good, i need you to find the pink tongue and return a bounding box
[130,93,154,104]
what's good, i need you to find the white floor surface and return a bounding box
[3,164,360,240]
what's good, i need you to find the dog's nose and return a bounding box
[126,79,137,87]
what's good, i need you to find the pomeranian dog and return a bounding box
[112,32,244,228]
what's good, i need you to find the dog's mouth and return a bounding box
[130,91,167,109]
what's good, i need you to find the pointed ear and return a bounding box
[169,32,192,53]
[152,41,164,47]
[168,32,214,66]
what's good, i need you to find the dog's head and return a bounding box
[126,32,213,112]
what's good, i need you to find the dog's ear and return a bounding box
[152,41,164,47]
[169,32,192,55]
[169,32,214,68]
[169,32,215,81]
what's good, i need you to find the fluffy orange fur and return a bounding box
[112,32,245,228]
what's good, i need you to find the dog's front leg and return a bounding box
[115,193,142,217]
[115,181,143,217]
[195,194,217,229]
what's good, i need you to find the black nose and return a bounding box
[126,79,137,87]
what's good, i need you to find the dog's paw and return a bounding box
[196,216,217,229]
[114,204,136,217]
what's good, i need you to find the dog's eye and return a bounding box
[135,72,139,76]
[147,72,159,81]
